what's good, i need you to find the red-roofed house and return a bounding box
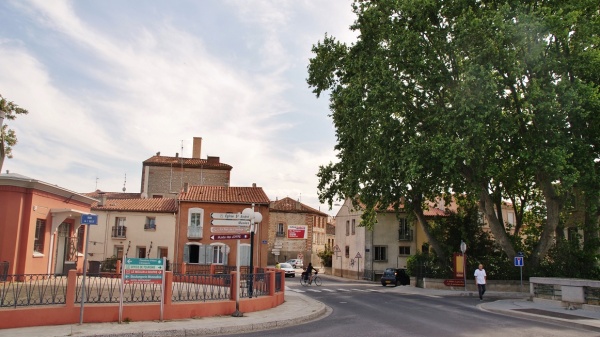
[267,197,329,267]
[140,137,233,199]
[85,196,178,266]
[176,184,270,269]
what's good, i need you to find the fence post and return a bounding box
[268,271,275,296]
[164,271,173,306]
[182,263,187,275]
[230,270,238,301]
[66,269,77,308]
[116,260,122,275]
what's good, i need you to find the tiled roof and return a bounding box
[270,197,328,216]
[84,190,142,199]
[178,185,270,204]
[92,198,177,213]
[143,155,232,170]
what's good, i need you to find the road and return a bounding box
[232,275,596,337]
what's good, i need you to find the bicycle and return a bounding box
[300,271,322,286]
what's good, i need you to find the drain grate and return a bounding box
[513,308,594,320]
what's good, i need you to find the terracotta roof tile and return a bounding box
[270,197,328,216]
[143,155,232,170]
[92,198,177,213]
[178,185,270,204]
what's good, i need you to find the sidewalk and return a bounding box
[1,274,599,336]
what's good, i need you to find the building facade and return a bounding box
[0,173,96,275]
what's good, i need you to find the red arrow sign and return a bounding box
[210,234,250,240]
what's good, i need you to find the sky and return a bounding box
[0,0,358,215]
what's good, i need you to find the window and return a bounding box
[398,218,411,241]
[34,219,46,253]
[351,219,356,235]
[345,220,350,236]
[188,208,204,238]
[112,217,126,238]
[158,247,168,260]
[145,217,156,230]
[345,245,350,258]
[374,246,387,261]
[212,244,228,265]
[506,212,515,225]
[567,227,579,242]
[77,226,85,253]
[137,246,146,258]
[399,246,411,256]
[240,244,251,266]
[276,223,284,237]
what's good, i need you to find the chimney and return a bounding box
[175,152,179,158]
[207,156,219,164]
[98,192,107,207]
[184,182,189,193]
[252,183,256,188]
[156,152,160,156]
[192,137,202,159]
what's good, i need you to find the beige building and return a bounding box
[268,197,329,267]
[85,195,177,267]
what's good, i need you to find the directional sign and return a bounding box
[514,256,524,267]
[81,214,98,225]
[210,234,250,240]
[211,219,251,226]
[123,258,164,284]
[211,212,251,220]
[211,226,251,234]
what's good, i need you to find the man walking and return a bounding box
[474,264,487,301]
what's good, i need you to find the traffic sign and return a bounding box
[81,214,98,225]
[355,252,362,259]
[210,226,251,234]
[211,219,251,226]
[514,256,524,267]
[123,258,164,284]
[211,213,252,220]
[333,245,341,253]
[210,234,250,240]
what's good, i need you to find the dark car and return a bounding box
[380,268,410,286]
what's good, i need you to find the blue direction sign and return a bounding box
[514,256,524,267]
[81,214,98,225]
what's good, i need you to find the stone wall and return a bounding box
[146,166,229,197]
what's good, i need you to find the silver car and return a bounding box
[285,259,303,269]
[278,263,296,277]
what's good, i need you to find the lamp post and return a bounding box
[460,241,467,292]
[242,205,262,298]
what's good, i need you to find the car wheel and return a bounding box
[381,282,386,287]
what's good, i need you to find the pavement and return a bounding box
[1,274,599,336]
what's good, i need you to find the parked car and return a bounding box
[277,263,296,277]
[285,259,303,269]
[381,268,410,286]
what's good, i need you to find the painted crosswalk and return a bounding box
[286,287,385,294]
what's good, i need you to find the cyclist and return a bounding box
[304,263,318,284]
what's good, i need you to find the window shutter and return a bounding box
[240,246,250,266]
[183,245,190,263]
[199,245,208,265]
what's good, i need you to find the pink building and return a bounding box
[0,173,96,275]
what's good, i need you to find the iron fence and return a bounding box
[0,261,8,281]
[75,274,163,303]
[275,272,282,292]
[171,274,231,302]
[239,273,269,298]
[0,275,67,308]
[585,287,600,305]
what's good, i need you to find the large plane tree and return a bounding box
[308,0,600,268]
[0,94,28,172]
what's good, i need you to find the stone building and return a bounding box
[267,197,329,267]
[140,137,232,198]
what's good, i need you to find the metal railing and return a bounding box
[76,274,163,303]
[275,272,282,292]
[0,261,8,281]
[239,273,269,298]
[171,274,231,302]
[0,275,67,308]
[533,283,560,300]
[187,226,202,238]
[111,226,127,238]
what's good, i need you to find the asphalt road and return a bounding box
[231,275,596,337]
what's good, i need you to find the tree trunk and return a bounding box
[478,187,517,259]
[530,176,563,267]
[412,199,447,262]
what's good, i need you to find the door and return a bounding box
[54,223,71,275]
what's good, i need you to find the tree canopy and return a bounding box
[308,0,600,268]
[0,94,29,172]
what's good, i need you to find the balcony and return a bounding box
[144,223,157,231]
[112,226,127,238]
[187,226,202,239]
[398,230,413,241]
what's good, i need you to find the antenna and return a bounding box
[95,176,99,190]
[122,172,127,192]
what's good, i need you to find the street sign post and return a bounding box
[120,258,166,323]
[79,214,98,324]
[355,252,362,280]
[515,253,524,291]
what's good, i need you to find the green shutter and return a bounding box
[183,244,189,263]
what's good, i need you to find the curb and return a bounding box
[479,302,600,333]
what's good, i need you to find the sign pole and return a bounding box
[232,239,242,317]
[79,223,90,325]
[160,257,166,321]
[460,241,467,292]
[119,255,124,323]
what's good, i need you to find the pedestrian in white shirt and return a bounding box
[474,264,487,301]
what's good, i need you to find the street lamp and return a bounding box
[242,205,262,298]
